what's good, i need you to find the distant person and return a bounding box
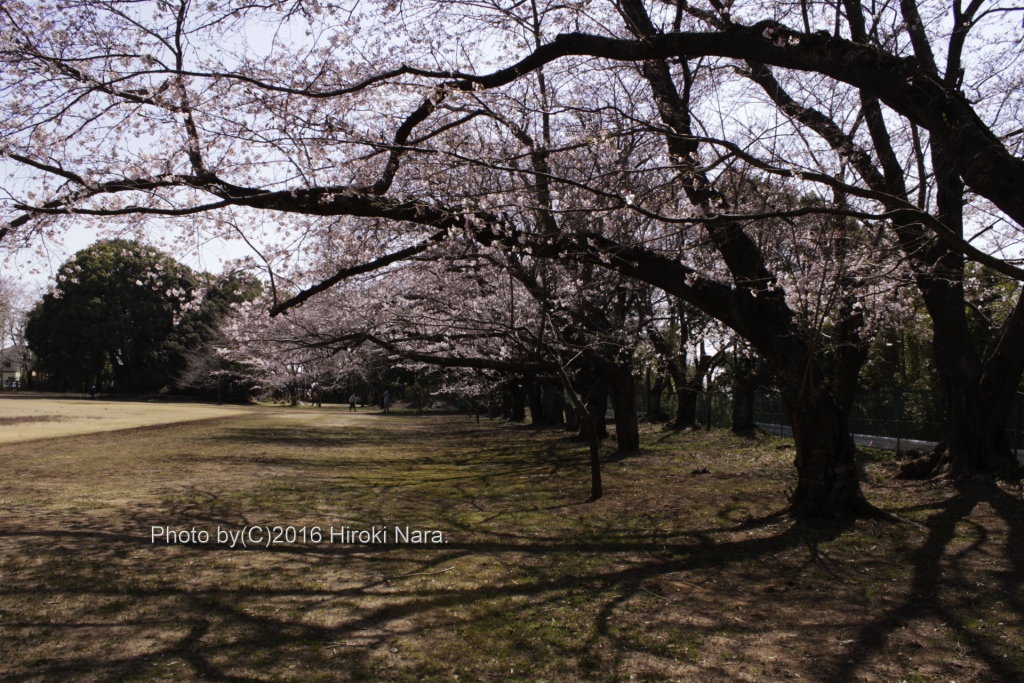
[88,385,97,399]
[311,390,321,408]
[348,393,357,412]
[382,389,391,414]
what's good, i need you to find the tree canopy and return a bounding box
[25,238,253,393]
[3,0,1023,515]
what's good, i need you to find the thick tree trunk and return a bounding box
[675,384,699,429]
[528,381,566,427]
[507,382,526,422]
[731,355,760,435]
[542,384,565,426]
[785,391,869,517]
[645,371,669,422]
[766,312,875,518]
[586,353,641,452]
[528,380,545,425]
[609,369,641,453]
[588,2,876,517]
[945,375,1022,478]
[922,275,1024,478]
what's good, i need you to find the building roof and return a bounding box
[0,344,31,361]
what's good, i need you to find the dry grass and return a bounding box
[0,394,247,443]
[0,404,1022,682]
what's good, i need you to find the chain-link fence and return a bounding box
[753,389,1024,454]
[633,382,1024,455]
[631,384,731,428]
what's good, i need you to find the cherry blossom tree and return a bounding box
[3,0,1023,514]
[0,275,29,350]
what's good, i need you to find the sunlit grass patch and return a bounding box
[0,395,248,443]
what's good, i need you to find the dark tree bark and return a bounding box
[528,380,545,425]
[528,380,566,427]
[551,0,896,517]
[487,386,502,419]
[500,380,527,422]
[936,294,1024,477]
[742,21,1024,479]
[509,382,526,422]
[645,304,700,430]
[573,371,609,440]
[644,367,669,422]
[731,353,762,436]
[608,366,641,453]
[542,383,565,426]
[676,381,699,430]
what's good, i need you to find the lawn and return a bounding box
[0,403,1021,682]
[0,394,247,443]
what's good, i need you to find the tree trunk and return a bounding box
[507,382,527,422]
[528,381,566,427]
[608,368,641,452]
[921,276,1024,477]
[542,383,565,426]
[731,355,761,435]
[785,391,869,517]
[766,323,875,518]
[578,376,608,440]
[731,381,755,435]
[645,371,669,422]
[528,380,545,425]
[564,398,580,432]
[945,373,1022,478]
[558,370,603,500]
[675,383,699,429]
[603,0,878,518]
[585,412,603,500]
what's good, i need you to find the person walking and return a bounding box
[348,393,357,412]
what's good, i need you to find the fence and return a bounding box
[753,389,1024,456]
[632,383,1024,455]
[632,385,732,428]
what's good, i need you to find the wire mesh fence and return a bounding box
[753,389,1024,454]
[633,383,1024,455]
[631,386,731,428]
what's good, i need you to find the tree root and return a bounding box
[784,495,911,524]
[895,443,950,480]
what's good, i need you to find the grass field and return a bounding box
[0,394,247,443]
[0,401,1022,682]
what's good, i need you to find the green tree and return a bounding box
[25,239,201,393]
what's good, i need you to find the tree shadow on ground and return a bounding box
[835,477,1024,683]
[1,507,837,682]
[2,417,1021,682]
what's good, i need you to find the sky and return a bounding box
[0,220,257,296]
